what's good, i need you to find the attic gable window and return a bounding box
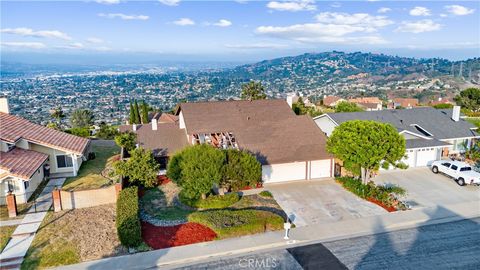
[411,124,433,137]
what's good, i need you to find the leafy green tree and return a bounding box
[432,103,453,109]
[167,144,225,200]
[240,81,267,101]
[46,122,60,130]
[115,131,137,152]
[327,120,406,184]
[454,88,480,112]
[114,148,160,188]
[141,100,149,124]
[292,97,322,117]
[70,109,94,128]
[96,122,119,139]
[67,127,90,137]
[335,101,364,113]
[129,102,136,124]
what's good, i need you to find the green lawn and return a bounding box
[141,188,193,221]
[466,118,480,128]
[62,144,120,191]
[0,225,16,252]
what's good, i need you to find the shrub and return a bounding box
[66,127,90,138]
[116,186,142,247]
[221,149,262,191]
[336,177,405,209]
[179,192,240,209]
[114,148,160,188]
[187,209,284,239]
[259,191,273,198]
[115,131,137,153]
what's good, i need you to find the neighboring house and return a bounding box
[388,98,419,109]
[121,100,333,183]
[314,106,479,169]
[429,97,454,106]
[0,97,90,204]
[322,96,345,107]
[348,97,383,111]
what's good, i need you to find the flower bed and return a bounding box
[157,175,171,185]
[141,222,216,249]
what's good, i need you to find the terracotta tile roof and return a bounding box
[0,148,48,180]
[119,122,188,157]
[0,112,90,155]
[348,97,382,104]
[323,96,343,107]
[179,99,332,165]
[392,98,419,108]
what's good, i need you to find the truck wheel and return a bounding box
[432,166,439,174]
[457,178,465,186]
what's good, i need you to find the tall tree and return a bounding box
[114,148,160,188]
[327,120,407,184]
[454,88,480,112]
[335,101,364,113]
[240,81,267,101]
[141,100,149,124]
[70,109,94,128]
[129,102,136,124]
[50,107,65,126]
[133,100,141,124]
[114,131,137,153]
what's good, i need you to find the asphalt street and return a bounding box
[172,218,480,270]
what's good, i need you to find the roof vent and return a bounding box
[452,106,460,122]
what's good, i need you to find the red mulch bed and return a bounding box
[141,222,217,249]
[157,175,171,185]
[367,197,396,212]
[239,182,263,191]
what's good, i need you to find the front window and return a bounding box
[56,155,73,168]
[441,162,450,167]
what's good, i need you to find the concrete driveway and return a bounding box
[267,179,385,227]
[375,167,480,209]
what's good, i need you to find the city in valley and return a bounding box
[0,1,479,270]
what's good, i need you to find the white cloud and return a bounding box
[409,7,431,16]
[98,13,149,20]
[86,37,104,44]
[0,27,71,40]
[56,42,84,49]
[95,0,120,4]
[93,46,112,51]
[396,19,441,33]
[159,0,180,6]
[173,18,195,26]
[1,41,46,49]
[330,2,341,8]
[377,7,391,14]
[255,12,392,45]
[444,5,475,16]
[267,0,316,12]
[213,19,232,27]
[225,43,287,49]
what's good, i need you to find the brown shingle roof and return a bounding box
[179,99,332,165]
[0,112,90,155]
[158,113,178,123]
[323,96,343,107]
[0,148,48,180]
[119,122,188,157]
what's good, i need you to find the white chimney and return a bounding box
[0,96,10,114]
[152,118,157,131]
[452,106,461,122]
[286,94,294,108]
[133,124,137,132]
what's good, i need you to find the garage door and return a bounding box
[262,162,306,183]
[403,149,417,168]
[309,160,332,179]
[416,148,436,167]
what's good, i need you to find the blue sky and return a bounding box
[1,0,479,63]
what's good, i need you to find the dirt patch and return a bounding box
[160,181,182,206]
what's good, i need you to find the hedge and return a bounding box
[188,209,284,239]
[179,192,240,209]
[116,186,142,247]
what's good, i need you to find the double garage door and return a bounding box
[404,148,438,167]
[262,159,332,183]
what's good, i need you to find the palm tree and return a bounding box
[70,109,94,128]
[50,107,65,126]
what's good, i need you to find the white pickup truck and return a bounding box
[431,160,480,186]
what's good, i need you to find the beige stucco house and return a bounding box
[0,97,90,204]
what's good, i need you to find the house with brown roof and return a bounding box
[322,96,345,107]
[387,98,419,109]
[348,97,383,111]
[0,97,90,204]
[120,100,333,183]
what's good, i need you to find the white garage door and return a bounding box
[416,148,436,167]
[403,149,417,168]
[262,162,306,183]
[310,160,332,179]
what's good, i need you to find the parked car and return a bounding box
[431,160,480,186]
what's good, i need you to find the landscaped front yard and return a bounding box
[139,181,286,250]
[22,204,127,269]
[62,141,120,191]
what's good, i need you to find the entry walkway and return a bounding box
[0,178,65,270]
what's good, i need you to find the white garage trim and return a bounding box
[309,159,332,179]
[262,162,307,183]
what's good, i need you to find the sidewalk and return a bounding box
[0,178,66,270]
[57,201,480,270]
